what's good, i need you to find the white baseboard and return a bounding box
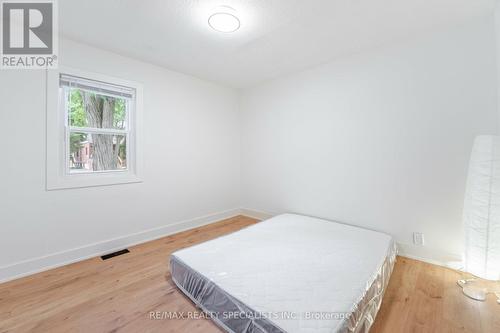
[396,243,463,269]
[0,207,464,284]
[239,208,274,220]
[0,208,242,284]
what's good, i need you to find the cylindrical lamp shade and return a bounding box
[464,135,500,280]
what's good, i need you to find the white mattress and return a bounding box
[171,214,396,333]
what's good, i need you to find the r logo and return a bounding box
[2,1,53,54]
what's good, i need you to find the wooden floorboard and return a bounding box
[371,256,500,333]
[1,215,499,333]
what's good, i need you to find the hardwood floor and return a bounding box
[0,215,499,333]
[371,257,500,333]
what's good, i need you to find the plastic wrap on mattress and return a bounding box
[170,241,397,333]
[171,256,282,333]
[343,241,397,333]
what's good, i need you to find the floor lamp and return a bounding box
[460,135,500,302]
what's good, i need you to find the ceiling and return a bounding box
[60,0,496,88]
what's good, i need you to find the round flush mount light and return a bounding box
[208,7,240,33]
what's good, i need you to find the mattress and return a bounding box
[170,214,397,333]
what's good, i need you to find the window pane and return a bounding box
[69,132,127,173]
[67,88,128,130]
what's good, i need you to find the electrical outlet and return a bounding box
[413,232,425,246]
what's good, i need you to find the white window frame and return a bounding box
[46,67,143,190]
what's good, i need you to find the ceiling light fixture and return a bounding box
[208,6,240,33]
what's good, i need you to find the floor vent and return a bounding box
[101,249,130,260]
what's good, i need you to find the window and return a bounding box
[62,74,132,173]
[47,68,142,190]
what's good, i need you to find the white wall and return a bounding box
[240,17,499,264]
[0,39,241,281]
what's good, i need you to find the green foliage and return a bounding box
[118,136,127,160]
[68,90,88,157]
[69,132,86,154]
[69,89,86,127]
[68,88,127,129]
[114,99,126,128]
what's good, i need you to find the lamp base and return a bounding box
[457,279,486,301]
[463,285,487,301]
[457,279,500,303]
